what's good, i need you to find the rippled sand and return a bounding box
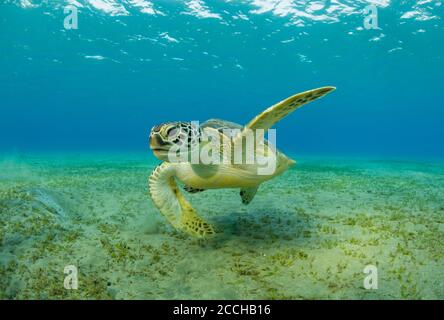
[1,153,443,299]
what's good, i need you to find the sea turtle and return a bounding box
[148,86,336,238]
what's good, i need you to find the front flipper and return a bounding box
[232,86,335,147]
[240,186,259,205]
[183,185,206,194]
[244,86,335,131]
[149,162,215,238]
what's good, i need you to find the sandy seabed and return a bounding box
[0,153,443,299]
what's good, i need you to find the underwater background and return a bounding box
[0,0,443,299]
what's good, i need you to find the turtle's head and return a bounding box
[149,121,201,161]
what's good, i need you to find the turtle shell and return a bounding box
[201,118,243,138]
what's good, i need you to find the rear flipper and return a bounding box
[240,186,259,205]
[183,185,206,193]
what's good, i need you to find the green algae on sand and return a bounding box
[0,154,443,299]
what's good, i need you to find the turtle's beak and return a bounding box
[152,149,170,161]
[149,132,171,160]
[149,133,164,149]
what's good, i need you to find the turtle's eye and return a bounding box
[166,127,180,141]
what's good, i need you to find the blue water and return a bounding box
[1,1,443,157]
[2,1,444,300]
